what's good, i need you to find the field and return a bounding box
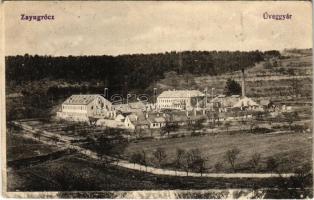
[6,122,313,198]
[7,151,311,193]
[122,131,312,173]
[7,131,59,161]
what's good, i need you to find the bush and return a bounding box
[251,127,272,134]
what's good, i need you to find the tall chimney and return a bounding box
[241,68,246,98]
[104,88,108,98]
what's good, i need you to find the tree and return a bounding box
[224,79,242,96]
[33,131,41,141]
[248,119,256,133]
[161,120,179,137]
[185,148,204,175]
[224,147,241,172]
[153,147,167,167]
[95,141,113,167]
[214,162,223,172]
[193,157,206,176]
[290,163,312,192]
[283,112,300,130]
[290,78,301,96]
[224,121,231,134]
[140,150,148,172]
[175,148,186,175]
[263,61,273,69]
[50,135,59,144]
[130,152,143,167]
[192,118,205,132]
[266,156,279,173]
[250,152,261,172]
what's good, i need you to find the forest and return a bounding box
[6,50,279,93]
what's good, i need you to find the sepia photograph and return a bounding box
[2,1,313,199]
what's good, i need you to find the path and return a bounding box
[12,120,296,179]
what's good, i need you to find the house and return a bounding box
[124,114,138,129]
[113,101,147,113]
[210,94,241,112]
[232,97,259,111]
[147,114,166,129]
[115,114,125,122]
[157,90,205,111]
[259,99,274,111]
[123,111,169,130]
[124,112,151,130]
[57,94,115,122]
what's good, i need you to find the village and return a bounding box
[55,69,291,136]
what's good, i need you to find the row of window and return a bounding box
[159,104,184,108]
[62,112,87,116]
[63,105,87,110]
[158,99,188,103]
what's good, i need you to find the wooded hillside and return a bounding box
[6,50,278,94]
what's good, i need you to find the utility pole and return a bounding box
[204,87,208,109]
[211,88,215,99]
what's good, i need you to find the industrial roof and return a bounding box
[63,94,110,105]
[233,97,259,108]
[158,90,204,98]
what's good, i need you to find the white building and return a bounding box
[57,94,115,122]
[157,90,204,110]
[232,97,259,110]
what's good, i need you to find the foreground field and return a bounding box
[7,152,311,193]
[122,132,312,173]
[6,122,312,198]
[7,132,59,161]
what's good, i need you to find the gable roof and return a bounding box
[63,94,110,105]
[158,90,204,98]
[233,97,259,108]
[260,99,272,106]
[113,101,146,112]
[125,113,150,125]
[148,116,166,123]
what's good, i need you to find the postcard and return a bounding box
[1,1,313,199]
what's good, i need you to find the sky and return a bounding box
[4,1,313,56]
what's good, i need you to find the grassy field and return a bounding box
[7,153,311,192]
[6,121,312,193]
[122,132,312,173]
[6,132,59,161]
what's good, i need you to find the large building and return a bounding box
[157,90,205,110]
[57,94,115,122]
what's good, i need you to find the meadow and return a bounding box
[122,131,312,173]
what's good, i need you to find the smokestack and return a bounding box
[241,68,246,98]
[153,88,157,104]
[104,88,108,98]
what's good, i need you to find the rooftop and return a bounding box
[63,94,110,105]
[233,97,259,108]
[158,90,204,98]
